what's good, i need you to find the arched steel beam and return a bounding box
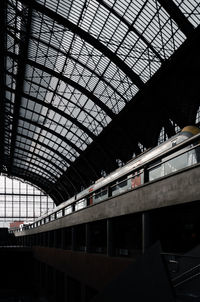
[8,2,33,175]
[157,0,194,38]
[53,177,73,201]
[13,115,99,179]
[7,51,115,119]
[13,154,58,181]
[58,174,79,196]
[0,0,6,172]
[16,116,81,155]
[6,85,96,141]
[14,145,79,195]
[6,28,129,105]
[27,59,115,119]
[5,99,84,163]
[19,0,144,88]
[24,78,105,129]
[11,168,52,193]
[14,145,64,173]
[7,83,116,169]
[6,27,130,103]
[5,62,104,129]
[14,132,87,187]
[52,186,67,204]
[29,35,129,104]
[6,53,129,168]
[11,166,52,186]
[14,144,80,193]
[96,0,164,62]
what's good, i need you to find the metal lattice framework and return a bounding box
[0,175,54,227]
[2,0,200,203]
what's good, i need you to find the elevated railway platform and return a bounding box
[11,134,200,301]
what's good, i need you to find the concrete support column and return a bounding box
[64,274,68,301]
[85,223,91,253]
[61,228,65,249]
[52,267,57,302]
[44,232,48,247]
[47,232,49,247]
[71,226,76,251]
[142,212,151,254]
[81,283,86,302]
[41,233,44,246]
[38,234,41,246]
[107,219,113,257]
[53,230,57,248]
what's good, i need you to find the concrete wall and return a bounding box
[33,247,133,291]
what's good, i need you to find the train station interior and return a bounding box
[1,0,200,301]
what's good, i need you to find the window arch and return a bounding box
[0,175,55,227]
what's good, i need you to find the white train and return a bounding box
[20,125,200,230]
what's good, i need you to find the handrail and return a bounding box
[161,252,200,259]
[162,252,200,288]
[172,263,200,282]
[174,271,200,288]
[172,263,200,288]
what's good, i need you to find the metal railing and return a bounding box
[162,252,200,288]
[172,264,200,288]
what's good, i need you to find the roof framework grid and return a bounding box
[3,0,200,202]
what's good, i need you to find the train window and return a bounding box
[75,199,87,211]
[149,147,198,182]
[118,177,127,189]
[64,205,73,215]
[93,188,108,203]
[50,214,55,221]
[112,176,130,196]
[45,216,50,223]
[57,210,63,218]
[149,161,163,181]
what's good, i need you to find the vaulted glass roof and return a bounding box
[2,0,200,201]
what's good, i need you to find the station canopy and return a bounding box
[2,0,200,203]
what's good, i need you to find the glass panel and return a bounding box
[0,176,55,228]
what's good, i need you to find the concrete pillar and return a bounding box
[44,232,48,247]
[81,283,86,302]
[142,212,151,254]
[72,226,76,251]
[107,219,113,256]
[64,274,68,301]
[85,223,91,253]
[47,232,50,247]
[53,230,57,248]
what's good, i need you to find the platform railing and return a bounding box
[162,252,200,287]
